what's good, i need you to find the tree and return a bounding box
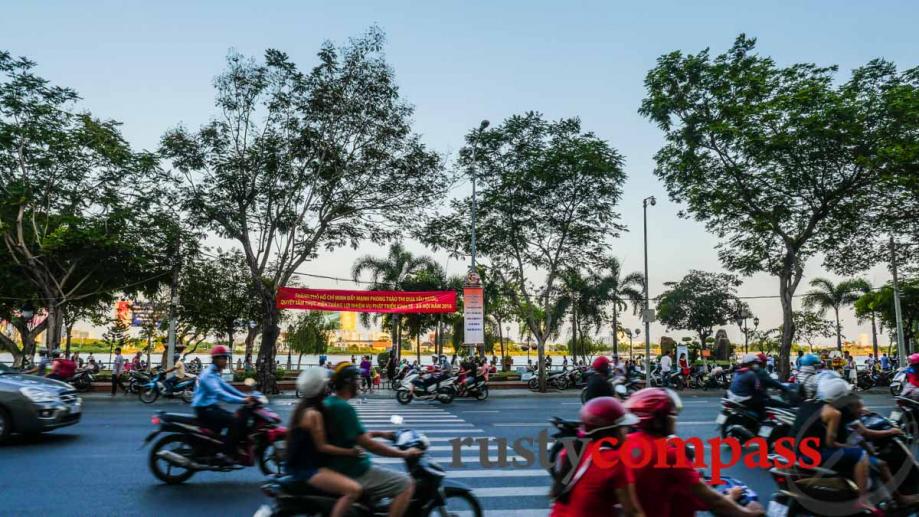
[789,310,836,353]
[600,257,645,358]
[802,278,865,351]
[656,270,742,359]
[640,36,891,378]
[287,311,337,370]
[161,30,448,392]
[422,112,627,391]
[102,318,131,364]
[0,51,174,353]
[0,257,47,366]
[351,242,440,362]
[855,281,919,355]
[852,281,884,359]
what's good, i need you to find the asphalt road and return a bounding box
[0,390,900,517]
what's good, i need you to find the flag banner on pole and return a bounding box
[463,286,484,345]
[276,287,456,314]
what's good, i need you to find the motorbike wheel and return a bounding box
[891,384,901,397]
[149,434,196,484]
[475,386,489,401]
[257,441,285,476]
[426,487,483,517]
[554,377,569,391]
[140,388,160,404]
[580,389,587,404]
[438,389,455,404]
[396,390,413,405]
[180,388,194,404]
[527,378,539,391]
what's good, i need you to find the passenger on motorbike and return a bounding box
[728,354,789,417]
[583,356,614,403]
[287,367,363,517]
[796,354,821,399]
[624,388,765,516]
[190,345,257,462]
[900,353,919,401]
[549,397,644,517]
[791,377,913,512]
[163,353,196,393]
[324,363,421,517]
[46,351,76,381]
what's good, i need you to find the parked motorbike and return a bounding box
[396,370,456,404]
[528,370,571,391]
[144,388,286,483]
[139,371,196,404]
[564,366,589,389]
[891,367,907,397]
[256,427,482,517]
[66,369,95,392]
[389,363,416,390]
[126,369,152,394]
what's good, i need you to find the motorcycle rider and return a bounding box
[796,354,821,399]
[583,356,614,403]
[728,353,789,417]
[162,352,196,394]
[191,345,256,462]
[549,397,644,517]
[791,377,915,512]
[323,362,421,517]
[900,353,919,400]
[47,351,76,381]
[624,388,765,516]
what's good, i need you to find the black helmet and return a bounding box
[331,362,360,391]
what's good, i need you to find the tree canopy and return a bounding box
[656,270,741,355]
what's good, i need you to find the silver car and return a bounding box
[0,363,82,442]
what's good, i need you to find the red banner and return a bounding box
[276,287,457,314]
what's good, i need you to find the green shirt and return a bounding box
[322,395,370,477]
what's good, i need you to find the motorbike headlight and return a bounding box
[20,387,58,403]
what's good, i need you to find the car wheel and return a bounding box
[0,406,11,443]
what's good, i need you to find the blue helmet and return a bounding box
[800,354,820,367]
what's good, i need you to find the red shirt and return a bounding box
[52,359,77,379]
[550,440,634,517]
[625,431,702,517]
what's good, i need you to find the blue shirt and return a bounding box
[191,364,247,407]
[881,356,890,370]
[729,369,761,398]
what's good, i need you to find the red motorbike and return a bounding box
[143,391,287,484]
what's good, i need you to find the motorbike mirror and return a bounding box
[244,378,257,387]
[390,415,404,425]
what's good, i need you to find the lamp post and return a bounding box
[734,308,752,355]
[19,304,35,365]
[642,196,656,377]
[526,332,532,365]
[634,328,641,364]
[469,120,490,271]
[247,321,257,368]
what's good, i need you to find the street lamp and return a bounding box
[642,196,656,377]
[634,328,641,363]
[734,308,752,355]
[469,119,490,271]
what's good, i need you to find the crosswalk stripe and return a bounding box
[473,487,548,497]
[445,469,549,479]
[371,455,530,465]
[453,511,547,517]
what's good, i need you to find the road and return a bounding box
[0,390,900,517]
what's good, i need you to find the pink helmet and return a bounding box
[579,396,639,435]
[909,353,919,366]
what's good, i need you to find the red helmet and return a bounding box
[909,353,919,366]
[579,396,638,435]
[210,345,231,358]
[624,388,683,429]
[757,353,768,364]
[592,356,611,373]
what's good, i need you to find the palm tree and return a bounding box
[851,280,882,360]
[598,257,645,358]
[803,277,864,351]
[352,243,439,361]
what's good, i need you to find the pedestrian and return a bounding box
[112,348,126,391]
[795,350,804,369]
[766,354,775,374]
[866,353,876,372]
[131,351,143,371]
[350,355,356,364]
[881,353,891,371]
[844,351,855,381]
[359,356,372,392]
[562,355,569,368]
[659,350,673,387]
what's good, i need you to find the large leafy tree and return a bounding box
[160,30,448,392]
[0,51,173,354]
[656,270,742,359]
[789,310,837,353]
[287,311,338,370]
[351,242,440,361]
[640,36,894,378]
[422,112,627,390]
[852,280,884,359]
[601,257,645,358]
[802,277,867,351]
[855,281,919,355]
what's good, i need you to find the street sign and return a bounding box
[463,285,484,345]
[642,309,656,323]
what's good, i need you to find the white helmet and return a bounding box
[817,377,852,404]
[297,367,329,398]
[741,353,760,365]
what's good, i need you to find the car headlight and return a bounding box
[20,387,58,403]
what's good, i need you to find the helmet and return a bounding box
[624,388,682,427]
[579,397,638,435]
[909,353,919,366]
[817,377,853,404]
[592,356,611,373]
[210,345,231,358]
[331,362,360,390]
[741,353,760,365]
[800,354,820,367]
[757,353,768,364]
[297,367,330,398]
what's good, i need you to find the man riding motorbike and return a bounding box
[163,353,196,393]
[191,345,256,462]
[549,397,644,516]
[728,353,789,417]
[623,388,765,516]
[583,356,614,403]
[323,362,421,517]
[796,353,821,399]
[900,353,919,400]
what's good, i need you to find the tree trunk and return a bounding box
[256,293,281,394]
[834,309,842,351]
[612,303,619,358]
[244,325,259,368]
[44,305,63,353]
[416,328,421,364]
[297,352,303,370]
[871,314,879,361]
[571,309,577,364]
[778,275,796,380]
[65,322,74,357]
[391,316,399,362]
[0,333,22,366]
[537,334,547,393]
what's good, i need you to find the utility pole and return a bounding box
[642,196,656,377]
[166,240,180,371]
[891,236,907,360]
[470,120,489,271]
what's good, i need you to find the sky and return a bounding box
[2,0,916,347]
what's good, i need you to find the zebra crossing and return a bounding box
[351,399,552,516]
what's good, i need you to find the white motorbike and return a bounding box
[396,370,456,405]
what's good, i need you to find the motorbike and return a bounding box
[578,373,642,403]
[765,411,919,516]
[716,385,799,446]
[389,363,416,390]
[528,370,571,391]
[139,371,196,404]
[396,370,456,404]
[454,373,489,400]
[256,427,482,517]
[144,387,287,483]
[891,367,907,397]
[890,396,919,437]
[66,369,95,392]
[564,366,590,389]
[126,369,152,394]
